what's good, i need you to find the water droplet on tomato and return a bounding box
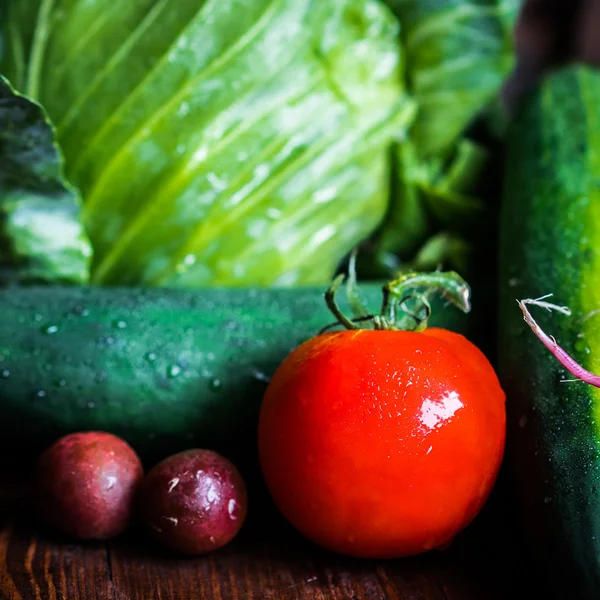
[419,391,463,430]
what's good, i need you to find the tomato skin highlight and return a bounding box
[258,328,506,558]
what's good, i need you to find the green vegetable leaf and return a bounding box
[363,135,487,278]
[386,0,516,156]
[378,141,432,258]
[0,75,92,285]
[379,138,486,252]
[419,138,487,228]
[410,232,471,274]
[2,0,413,288]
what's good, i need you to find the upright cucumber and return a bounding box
[499,66,600,598]
[0,284,467,463]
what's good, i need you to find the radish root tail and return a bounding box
[518,295,600,388]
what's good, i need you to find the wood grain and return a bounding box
[0,471,535,600]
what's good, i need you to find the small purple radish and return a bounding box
[33,431,143,540]
[138,449,247,554]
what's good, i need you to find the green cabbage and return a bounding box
[0,0,518,288]
[385,0,517,157]
[361,136,488,278]
[359,0,517,277]
[0,76,92,285]
[1,0,413,287]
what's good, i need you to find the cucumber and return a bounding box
[499,66,600,599]
[0,284,467,463]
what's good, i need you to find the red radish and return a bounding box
[33,431,143,540]
[137,449,247,554]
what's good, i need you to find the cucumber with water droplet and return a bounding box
[499,66,600,598]
[0,285,468,463]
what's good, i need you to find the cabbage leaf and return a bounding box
[386,0,517,156]
[1,0,413,287]
[360,0,516,278]
[0,76,92,285]
[376,137,487,262]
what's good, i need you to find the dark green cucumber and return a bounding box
[0,284,467,463]
[499,66,600,599]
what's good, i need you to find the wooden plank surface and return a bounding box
[0,468,536,600]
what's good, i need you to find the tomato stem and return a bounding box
[325,274,361,330]
[382,272,470,329]
[323,258,471,332]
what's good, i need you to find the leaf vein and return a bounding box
[71,0,281,189]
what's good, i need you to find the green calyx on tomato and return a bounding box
[324,254,471,333]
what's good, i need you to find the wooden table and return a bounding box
[0,468,537,600]
[0,210,526,599]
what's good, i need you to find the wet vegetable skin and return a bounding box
[259,328,506,558]
[32,432,143,540]
[499,66,600,599]
[0,284,468,461]
[138,450,247,554]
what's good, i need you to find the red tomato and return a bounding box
[258,328,506,558]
